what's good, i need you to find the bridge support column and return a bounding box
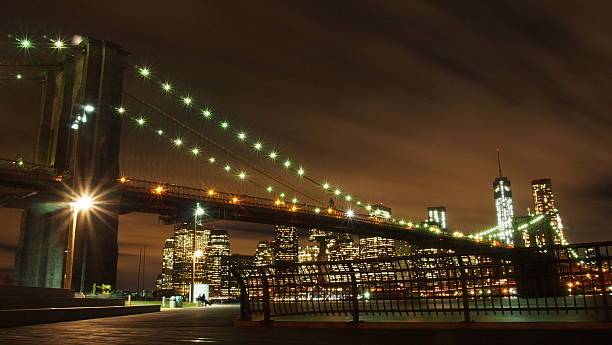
[15,38,128,292]
[14,203,68,288]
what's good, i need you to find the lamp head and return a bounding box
[70,196,93,210]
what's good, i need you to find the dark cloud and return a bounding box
[0,0,611,289]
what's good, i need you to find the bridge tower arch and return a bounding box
[14,37,128,292]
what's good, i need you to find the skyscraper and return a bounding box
[254,241,274,266]
[531,178,564,244]
[274,225,298,264]
[493,149,515,245]
[361,205,396,258]
[155,238,174,290]
[172,223,211,297]
[205,230,230,297]
[358,237,396,259]
[427,207,448,230]
[298,245,320,262]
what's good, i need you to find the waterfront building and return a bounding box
[531,178,565,244]
[254,240,274,266]
[493,149,514,245]
[428,207,448,230]
[274,225,299,264]
[171,222,211,297]
[358,236,396,259]
[205,230,230,297]
[155,238,174,290]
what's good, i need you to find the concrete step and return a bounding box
[0,305,160,328]
[0,297,125,310]
[0,285,73,299]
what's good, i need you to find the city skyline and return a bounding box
[1,1,611,291]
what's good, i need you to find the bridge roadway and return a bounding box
[0,160,496,251]
[0,305,609,345]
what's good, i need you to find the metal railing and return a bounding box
[233,242,612,322]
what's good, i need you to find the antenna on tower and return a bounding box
[496,147,502,178]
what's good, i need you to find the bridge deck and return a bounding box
[0,160,499,250]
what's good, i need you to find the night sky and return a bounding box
[1,1,611,290]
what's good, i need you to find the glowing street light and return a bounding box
[84,104,95,113]
[195,205,205,216]
[63,196,94,289]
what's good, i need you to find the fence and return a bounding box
[233,242,612,322]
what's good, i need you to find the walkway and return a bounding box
[0,305,609,345]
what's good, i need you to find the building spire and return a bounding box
[496,147,502,178]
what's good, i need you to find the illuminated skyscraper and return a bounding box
[493,149,515,245]
[172,223,210,297]
[531,178,555,214]
[274,225,299,264]
[328,240,359,261]
[358,237,396,259]
[205,230,230,297]
[156,238,174,290]
[254,241,274,266]
[531,178,565,244]
[427,207,447,230]
[298,245,320,262]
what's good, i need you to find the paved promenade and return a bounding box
[0,305,609,345]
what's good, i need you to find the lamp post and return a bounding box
[63,196,93,290]
[191,249,203,303]
[191,203,205,303]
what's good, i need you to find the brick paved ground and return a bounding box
[0,305,609,345]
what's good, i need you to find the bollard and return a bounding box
[162,296,166,308]
[127,295,131,306]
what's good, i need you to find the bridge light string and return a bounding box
[113,106,437,232]
[130,65,400,217]
[115,105,297,202]
[122,91,323,206]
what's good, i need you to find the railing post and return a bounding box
[261,268,271,323]
[595,247,610,322]
[348,263,359,323]
[231,269,251,321]
[456,256,471,322]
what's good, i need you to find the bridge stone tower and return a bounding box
[14,37,127,292]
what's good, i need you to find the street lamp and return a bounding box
[63,196,94,290]
[192,249,203,303]
[191,203,205,303]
